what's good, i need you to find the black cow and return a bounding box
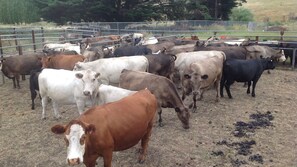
[113,45,152,57]
[220,58,275,98]
[29,69,41,110]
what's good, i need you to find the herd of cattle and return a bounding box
[0,33,288,167]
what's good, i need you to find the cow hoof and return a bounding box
[41,117,46,120]
[158,122,164,127]
[252,94,255,97]
[55,116,62,120]
[192,108,197,113]
[138,159,145,164]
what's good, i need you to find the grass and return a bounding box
[242,0,297,22]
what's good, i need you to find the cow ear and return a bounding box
[201,74,208,80]
[51,125,66,134]
[95,72,100,79]
[85,124,96,134]
[184,74,191,79]
[75,73,83,79]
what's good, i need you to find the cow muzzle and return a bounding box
[68,158,80,166]
[83,91,90,96]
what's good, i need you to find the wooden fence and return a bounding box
[0,25,297,84]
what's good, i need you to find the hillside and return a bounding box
[242,0,297,22]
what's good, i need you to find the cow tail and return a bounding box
[221,51,227,61]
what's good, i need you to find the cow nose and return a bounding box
[83,91,90,96]
[68,158,80,165]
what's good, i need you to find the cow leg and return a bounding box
[220,75,226,97]
[76,99,85,115]
[41,97,48,119]
[12,77,17,88]
[102,150,113,167]
[138,121,153,163]
[225,80,234,99]
[31,90,37,110]
[15,74,20,89]
[52,101,61,119]
[192,94,197,112]
[247,81,251,94]
[157,107,164,127]
[251,81,258,97]
[214,79,220,102]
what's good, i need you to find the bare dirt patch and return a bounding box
[0,69,297,167]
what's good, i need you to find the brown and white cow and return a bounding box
[182,55,225,112]
[119,69,190,129]
[41,55,85,70]
[0,54,43,88]
[51,89,157,167]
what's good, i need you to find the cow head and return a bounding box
[262,58,276,70]
[182,64,208,98]
[175,107,190,129]
[75,70,100,97]
[41,56,52,69]
[73,62,83,71]
[51,120,95,166]
[274,49,286,62]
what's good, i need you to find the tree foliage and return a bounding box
[0,0,40,24]
[229,7,254,21]
[0,0,248,24]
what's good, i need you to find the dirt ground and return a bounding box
[0,69,297,167]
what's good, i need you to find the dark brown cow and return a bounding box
[144,53,176,78]
[119,69,190,129]
[51,89,157,167]
[145,41,176,53]
[41,55,85,70]
[1,54,43,88]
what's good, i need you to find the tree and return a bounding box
[229,7,254,21]
[33,0,248,24]
[0,0,40,24]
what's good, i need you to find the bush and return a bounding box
[229,7,254,22]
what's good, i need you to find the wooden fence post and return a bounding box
[292,48,296,69]
[41,27,45,44]
[13,28,19,52]
[32,30,36,52]
[0,34,4,84]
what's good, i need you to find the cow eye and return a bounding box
[80,134,86,145]
[92,79,96,82]
[64,137,69,147]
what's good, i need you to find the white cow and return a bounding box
[173,51,226,88]
[43,43,81,54]
[38,69,100,119]
[73,56,149,85]
[97,84,137,105]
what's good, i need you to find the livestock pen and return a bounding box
[0,20,297,85]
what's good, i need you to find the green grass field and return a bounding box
[242,0,297,22]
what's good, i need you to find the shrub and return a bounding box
[229,7,254,22]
